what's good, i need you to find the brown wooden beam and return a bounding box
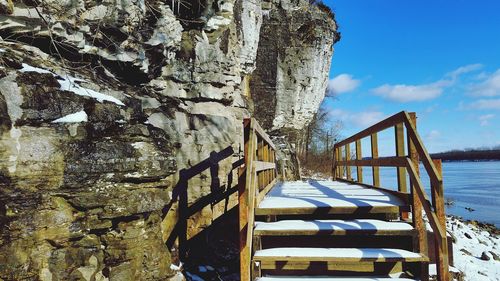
[336,111,406,147]
[336,156,408,167]
[371,133,380,187]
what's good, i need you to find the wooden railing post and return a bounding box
[239,120,256,281]
[332,111,449,281]
[370,133,380,187]
[355,140,363,183]
[336,148,342,179]
[395,122,409,220]
[408,113,428,257]
[340,146,346,179]
[432,159,449,281]
[332,146,338,180]
[345,144,351,181]
[395,123,407,193]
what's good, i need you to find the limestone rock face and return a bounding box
[0,43,177,281]
[251,0,339,132]
[0,0,337,279]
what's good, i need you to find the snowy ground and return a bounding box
[444,216,500,281]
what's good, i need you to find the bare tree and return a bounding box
[300,105,343,176]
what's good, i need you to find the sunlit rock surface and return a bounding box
[251,0,339,132]
[0,0,337,279]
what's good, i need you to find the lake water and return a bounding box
[353,161,500,227]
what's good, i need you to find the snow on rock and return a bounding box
[446,216,500,281]
[19,63,125,106]
[20,63,53,74]
[57,76,125,106]
[52,110,88,123]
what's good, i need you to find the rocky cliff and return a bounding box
[251,0,339,133]
[0,0,337,280]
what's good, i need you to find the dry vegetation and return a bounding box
[298,105,343,178]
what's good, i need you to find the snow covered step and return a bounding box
[253,247,429,264]
[256,277,416,281]
[256,181,409,215]
[254,219,414,236]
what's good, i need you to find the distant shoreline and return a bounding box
[449,215,499,234]
[430,149,500,162]
[439,159,500,162]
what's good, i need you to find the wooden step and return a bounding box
[256,277,417,281]
[253,248,429,266]
[256,181,409,216]
[254,219,415,236]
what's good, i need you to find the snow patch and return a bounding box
[57,76,125,106]
[254,247,423,259]
[19,63,125,106]
[255,219,413,232]
[20,63,52,74]
[446,216,500,281]
[258,180,405,209]
[170,262,182,271]
[52,110,88,123]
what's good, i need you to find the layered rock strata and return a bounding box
[0,0,337,279]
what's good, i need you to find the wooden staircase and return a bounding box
[251,181,429,280]
[238,112,449,281]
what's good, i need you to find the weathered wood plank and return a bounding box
[407,112,427,258]
[395,122,407,194]
[356,140,363,183]
[405,158,446,240]
[254,161,276,172]
[432,159,449,281]
[345,144,351,180]
[258,261,378,272]
[336,111,406,147]
[403,112,442,184]
[254,219,415,237]
[239,119,254,281]
[255,178,277,207]
[254,248,429,264]
[252,118,276,150]
[255,205,408,216]
[336,156,407,167]
[335,178,410,204]
[371,133,380,187]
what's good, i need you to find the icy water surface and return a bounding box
[357,161,500,227]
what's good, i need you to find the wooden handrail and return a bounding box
[239,118,278,281]
[336,156,408,167]
[335,112,406,147]
[332,111,449,281]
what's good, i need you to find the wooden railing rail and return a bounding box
[239,118,278,281]
[332,111,449,281]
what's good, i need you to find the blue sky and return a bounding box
[322,0,500,154]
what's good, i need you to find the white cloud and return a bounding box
[372,64,482,103]
[330,109,386,128]
[372,81,447,102]
[425,130,441,141]
[351,111,386,127]
[478,114,495,126]
[468,69,500,97]
[469,99,500,110]
[327,74,361,96]
[446,63,483,80]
